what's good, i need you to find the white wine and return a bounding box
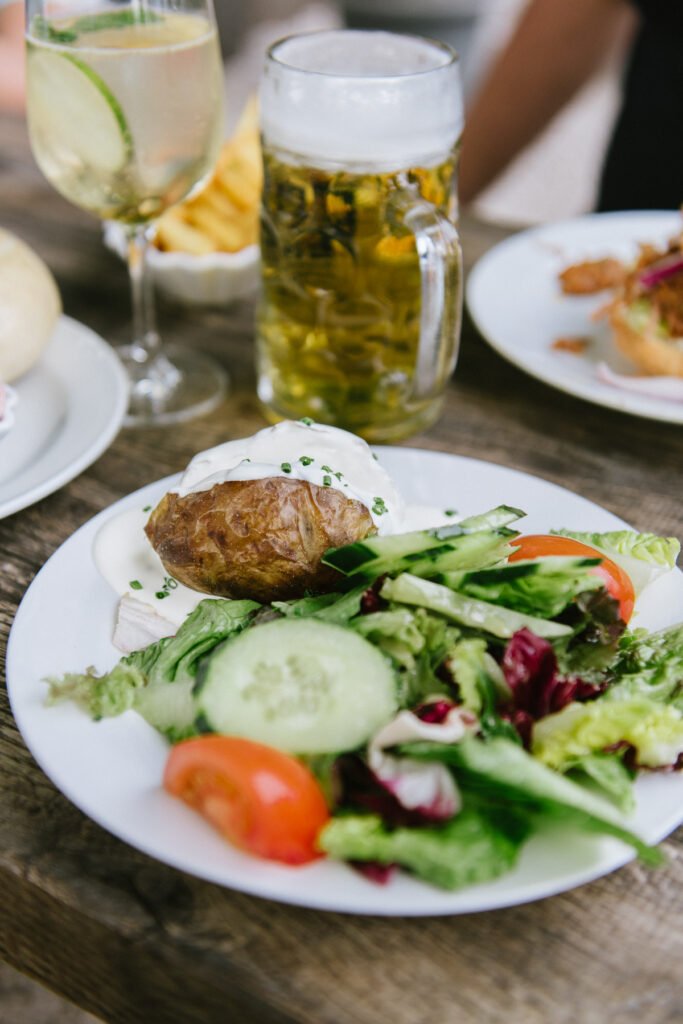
[26,11,223,223]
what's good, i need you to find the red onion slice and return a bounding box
[638,253,683,289]
[596,362,683,402]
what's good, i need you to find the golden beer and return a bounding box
[258,31,463,440]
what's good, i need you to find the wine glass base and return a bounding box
[118,343,228,427]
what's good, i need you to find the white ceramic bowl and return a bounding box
[0,383,18,441]
[103,222,260,307]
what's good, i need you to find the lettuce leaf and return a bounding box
[351,606,460,707]
[273,585,365,624]
[351,608,426,670]
[47,598,260,739]
[609,624,683,707]
[532,697,683,771]
[319,804,529,890]
[552,529,680,596]
[553,589,626,677]
[441,556,602,618]
[443,637,520,743]
[404,735,660,864]
[564,753,636,813]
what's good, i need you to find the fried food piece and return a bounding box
[153,96,262,255]
[551,336,591,354]
[558,258,625,295]
[155,209,220,255]
[145,477,376,603]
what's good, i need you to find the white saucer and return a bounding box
[0,315,128,518]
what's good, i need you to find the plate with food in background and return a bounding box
[0,228,128,519]
[104,98,261,307]
[7,420,683,915]
[466,210,683,424]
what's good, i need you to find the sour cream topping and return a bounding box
[176,420,406,535]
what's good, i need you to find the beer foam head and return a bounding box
[260,30,463,171]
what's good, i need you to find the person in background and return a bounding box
[459,0,683,213]
[342,0,487,90]
[0,0,25,112]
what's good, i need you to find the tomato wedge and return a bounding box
[164,736,330,865]
[509,534,635,623]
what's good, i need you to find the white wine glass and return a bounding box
[25,0,227,426]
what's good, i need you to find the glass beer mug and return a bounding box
[257,30,463,442]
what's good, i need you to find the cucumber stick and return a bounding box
[323,505,524,577]
[195,618,398,755]
[381,573,573,639]
[28,48,132,172]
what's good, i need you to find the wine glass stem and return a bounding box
[126,223,161,365]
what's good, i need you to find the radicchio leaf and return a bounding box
[349,860,397,884]
[501,628,605,745]
[332,753,447,828]
[415,699,457,724]
[360,576,388,615]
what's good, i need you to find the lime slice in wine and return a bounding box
[27,48,132,173]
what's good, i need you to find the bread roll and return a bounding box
[0,228,61,382]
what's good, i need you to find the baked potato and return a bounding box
[144,476,376,602]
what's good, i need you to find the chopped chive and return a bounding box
[334,471,343,480]
[444,509,457,517]
[321,465,333,473]
[142,505,152,512]
[299,455,314,466]
[322,475,332,487]
[155,591,167,600]
[129,579,143,591]
[299,417,314,426]
[281,462,292,474]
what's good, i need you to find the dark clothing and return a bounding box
[597,0,683,211]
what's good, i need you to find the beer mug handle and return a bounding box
[401,198,463,401]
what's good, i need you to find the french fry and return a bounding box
[214,166,261,212]
[153,95,262,256]
[155,209,219,255]
[186,203,252,252]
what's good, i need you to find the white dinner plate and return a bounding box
[0,316,128,519]
[466,210,683,424]
[7,448,683,915]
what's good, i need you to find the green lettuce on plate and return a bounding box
[552,529,679,595]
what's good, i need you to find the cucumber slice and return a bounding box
[28,48,132,172]
[135,677,197,743]
[195,618,398,755]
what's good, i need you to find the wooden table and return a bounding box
[1,111,682,1024]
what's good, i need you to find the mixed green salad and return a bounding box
[48,507,683,891]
